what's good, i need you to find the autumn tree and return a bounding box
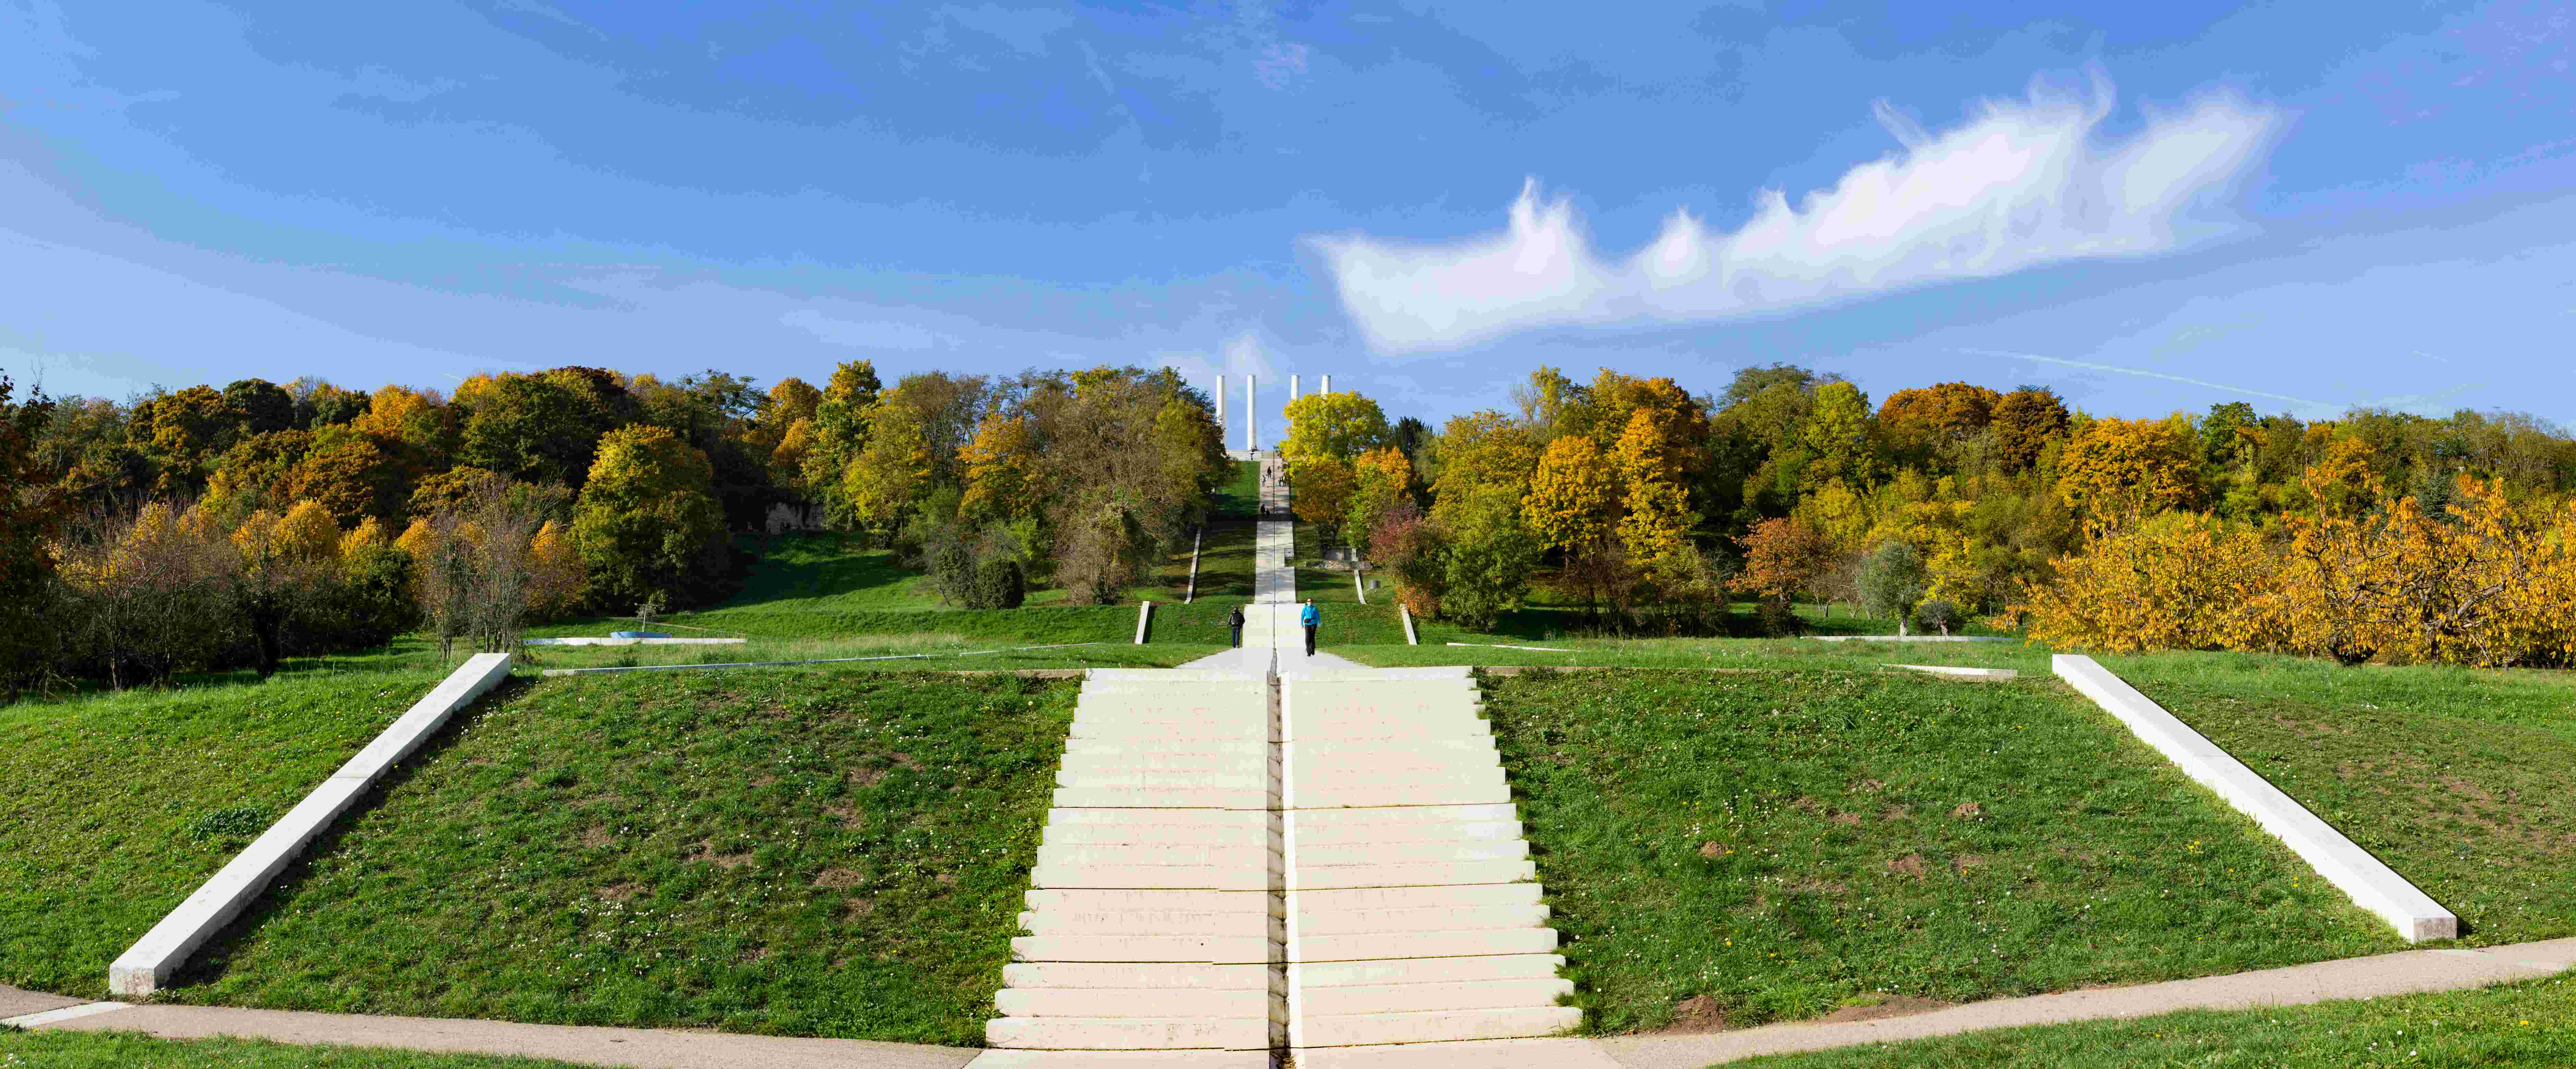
[1342,447,1415,561]
[1730,517,1838,606]
[2056,415,2201,523]
[1799,381,1878,491]
[1879,381,2000,466]
[958,412,1043,525]
[290,425,409,525]
[1290,456,1358,542]
[0,377,68,695]
[1522,435,1617,552]
[1991,386,2070,474]
[1280,391,1392,480]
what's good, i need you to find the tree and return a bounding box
[1291,456,1358,543]
[958,413,1042,525]
[136,385,239,493]
[411,485,551,659]
[350,385,458,471]
[802,361,884,528]
[2020,511,2279,654]
[0,377,68,695]
[1342,447,1415,559]
[1856,540,1929,633]
[1991,387,2070,473]
[204,429,313,518]
[459,374,602,487]
[289,426,408,525]
[2056,415,2201,522]
[1280,391,1392,479]
[1438,484,1541,632]
[1879,382,2001,465]
[1522,435,1617,552]
[839,398,934,536]
[221,379,296,438]
[573,425,727,611]
[1428,411,1541,529]
[2201,401,2259,468]
[1617,476,1694,570]
[1730,517,1837,605]
[1799,381,1878,490]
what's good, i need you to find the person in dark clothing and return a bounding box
[1226,604,1245,648]
[1299,598,1319,656]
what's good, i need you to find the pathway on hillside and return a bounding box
[978,452,1601,1066]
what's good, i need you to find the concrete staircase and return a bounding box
[977,667,1608,1068]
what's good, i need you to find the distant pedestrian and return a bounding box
[1299,598,1320,656]
[1226,604,1245,648]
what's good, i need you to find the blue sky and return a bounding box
[4,0,2571,442]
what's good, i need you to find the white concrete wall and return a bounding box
[2052,654,2456,942]
[109,653,517,995]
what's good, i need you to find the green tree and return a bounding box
[459,374,601,487]
[1857,539,1929,633]
[572,425,727,609]
[1991,386,2070,474]
[1799,380,1878,490]
[290,426,409,526]
[0,377,69,695]
[1438,483,1541,631]
[221,378,296,438]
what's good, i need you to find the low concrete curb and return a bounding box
[1812,635,2012,643]
[1136,600,1153,645]
[109,652,516,997]
[524,637,745,646]
[1400,604,1418,646]
[1597,937,2576,1067]
[1887,664,2019,679]
[2052,654,2457,942]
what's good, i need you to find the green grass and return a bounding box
[1344,635,2050,672]
[2100,652,2576,946]
[1731,970,2576,1068]
[521,634,1220,673]
[1212,459,1260,519]
[1482,668,2402,1034]
[0,1031,600,1068]
[1182,520,1258,602]
[0,674,452,999]
[169,670,1071,1045]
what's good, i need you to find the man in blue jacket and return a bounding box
[1299,598,1319,656]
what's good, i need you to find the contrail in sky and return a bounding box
[1958,347,2329,409]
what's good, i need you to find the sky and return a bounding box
[4,0,2572,444]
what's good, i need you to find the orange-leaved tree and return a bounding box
[1730,516,1838,607]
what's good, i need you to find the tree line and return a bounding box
[0,363,1227,694]
[1273,365,2576,665]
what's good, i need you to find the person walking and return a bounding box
[1299,598,1320,657]
[1226,604,1245,648]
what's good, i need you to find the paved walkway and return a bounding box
[1181,453,1358,675]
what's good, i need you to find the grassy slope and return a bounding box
[0,673,451,998]
[1484,669,2401,1033]
[170,670,1070,1045]
[1344,636,2050,672]
[1732,971,2576,1068]
[2102,652,2576,946]
[1211,459,1260,519]
[0,1032,599,1068]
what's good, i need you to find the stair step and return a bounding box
[1296,927,1558,962]
[1297,953,1565,988]
[985,1017,1272,1051]
[996,987,1279,1020]
[1294,903,1548,935]
[1002,962,1273,989]
[1295,1006,1581,1047]
[1011,934,1277,964]
[1299,977,1573,1016]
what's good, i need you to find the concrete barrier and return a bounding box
[1888,664,2018,679]
[1399,604,1418,646]
[1135,601,1153,645]
[523,637,745,646]
[2052,654,2456,942]
[110,652,516,996]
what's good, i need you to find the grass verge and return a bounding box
[1729,970,2576,1068]
[1342,636,2050,673]
[1484,668,2401,1033]
[167,670,1072,1045]
[2102,652,2576,945]
[0,674,448,999]
[0,1030,596,1068]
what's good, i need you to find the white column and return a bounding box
[1215,374,1226,436]
[1291,374,1300,402]
[1247,375,1257,452]
[1320,374,1331,394]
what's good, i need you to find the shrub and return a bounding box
[962,558,1027,609]
[1915,597,1958,636]
[1856,540,1928,631]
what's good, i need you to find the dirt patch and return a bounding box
[579,826,614,849]
[596,883,644,901]
[1830,812,1864,827]
[1698,841,1733,859]
[1812,995,1954,1024]
[1881,805,1912,822]
[1886,853,1928,879]
[1950,802,1983,820]
[812,867,862,889]
[1850,778,1886,794]
[841,897,877,920]
[691,839,756,868]
[1661,994,1729,1033]
[1790,796,1824,813]
[1952,854,1987,876]
[824,801,864,829]
[749,774,779,788]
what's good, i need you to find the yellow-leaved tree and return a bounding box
[1522,435,1616,552]
[1280,391,1391,481]
[958,412,1042,525]
[1342,447,1414,557]
[2056,415,2201,523]
[2020,511,2277,653]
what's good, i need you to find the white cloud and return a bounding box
[1309,72,2279,352]
[780,309,959,350]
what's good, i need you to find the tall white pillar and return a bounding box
[1215,374,1225,435]
[1246,375,1257,452]
[1291,374,1300,402]
[1320,374,1331,394]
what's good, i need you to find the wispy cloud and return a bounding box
[1309,72,2279,353]
[1958,346,2328,409]
[781,309,959,350]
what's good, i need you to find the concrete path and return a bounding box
[1596,936,2576,1067]
[3,996,975,1068]
[1181,453,1359,676]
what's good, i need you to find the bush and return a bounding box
[1915,597,1958,636]
[962,558,1027,609]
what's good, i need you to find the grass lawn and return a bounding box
[0,1031,600,1068]
[1343,636,2049,673]
[1212,459,1260,519]
[521,634,1220,673]
[1483,669,2403,1034]
[169,670,1071,1046]
[1182,520,1258,602]
[2102,652,2576,946]
[0,673,452,999]
[1730,970,2576,1068]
